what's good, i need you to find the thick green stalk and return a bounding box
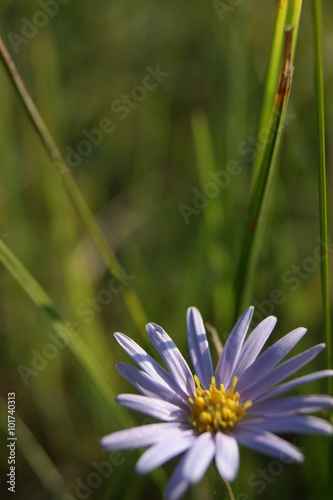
[234,1,303,319]
[311,0,332,397]
[287,0,303,62]
[250,0,289,187]
[311,5,332,493]
[234,28,295,319]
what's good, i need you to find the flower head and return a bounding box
[101,307,333,499]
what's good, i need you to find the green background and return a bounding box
[0,1,332,499]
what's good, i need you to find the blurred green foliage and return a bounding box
[0,1,333,499]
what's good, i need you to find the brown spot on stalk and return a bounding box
[275,27,294,104]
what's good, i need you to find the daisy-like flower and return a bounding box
[101,307,333,499]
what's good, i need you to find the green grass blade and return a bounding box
[0,397,70,498]
[234,28,295,319]
[0,239,132,427]
[62,173,149,337]
[311,17,333,494]
[0,239,166,497]
[0,35,148,339]
[311,0,332,397]
[287,0,303,62]
[250,0,289,187]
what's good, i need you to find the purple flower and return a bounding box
[101,307,333,499]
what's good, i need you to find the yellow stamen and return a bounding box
[189,375,252,434]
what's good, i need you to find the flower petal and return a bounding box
[234,316,277,378]
[135,430,197,475]
[187,307,214,388]
[237,327,307,393]
[146,323,195,396]
[215,307,254,387]
[114,333,187,397]
[254,369,333,403]
[100,422,191,450]
[242,343,326,401]
[182,431,216,483]
[232,428,304,463]
[165,453,191,500]
[116,362,188,409]
[215,432,239,482]
[116,394,188,421]
[239,416,333,436]
[250,394,333,416]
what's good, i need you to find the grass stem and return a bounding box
[311,0,332,396]
[0,35,148,339]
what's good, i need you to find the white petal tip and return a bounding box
[265,315,277,323]
[114,332,125,341]
[187,306,195,317]
[146,322,163,335]
[100,436,112,450]
[220,471,237,483]
[135,463,148,476]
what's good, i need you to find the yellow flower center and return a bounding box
[189,375,252,433]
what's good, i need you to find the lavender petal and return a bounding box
[232,428,304,463]
[146,323,195,396]
[215,307,254,388]
[253,370,333,404]
[242,344,325,401]
[215,432,239,482]
[100,422,191,450]
[116,394,189,421]
[165,453,191,500]
[237,327,307,393]
[114,332,188,398]
[182,431,216,483]
[135,430,197,475]
[187,307,214,388]
[234,316,277,378]
[116,362,188,409]
[250,394,333,416]
[239,415,333,435]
